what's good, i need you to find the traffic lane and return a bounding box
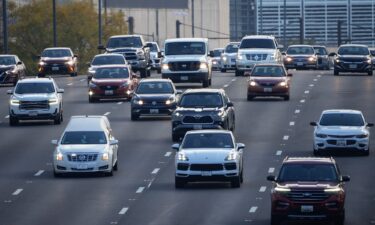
[117,70,321,225]
[281,70,375,225]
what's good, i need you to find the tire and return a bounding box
[368,70,373,76]
[240,168,244,183]
[105,169,113,177]
[221,69,226,73]
[131,112,139,121]
[363,148,370,156]
[231,176,241,188]
[270,215,281,225]
[284,95,290,101]
[157,68,161,74]
[140,69,147,78]
[38,73,45,78]
[313,148,320,156]
[70,72,77,77]
[175,176,186,188]
[172,132,180,142]
[54,112,62,125]
[235,70,243,77]
[113,160,118,171]
[202,78,209,88]
[247,95,254,101]
[9,116,18,126]
[89,96,97,103]
[334,212,345,225]
[146,69,151,77]
[13,76,19,86]
[208,78,212,86]
[334,70,339,76]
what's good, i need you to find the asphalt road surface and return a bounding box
[0,69,374,225]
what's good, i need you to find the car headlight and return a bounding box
[356,133,369,138]
[133,99,144,105]
[89,82,97,88]
[137,51,145,59]
[102,152,110,161]
[367,58,372,64]
[316,133,328,138]
[308,56,317,62]
[278,81,287,87]
[274,186,291,193]
[162,63,169,70]
[10,99,20,105]
[56,152,63,161]
[177,152,189,161]
[225,152,237,161]
[39,61,46,66]
[200,62,208,69]
[49,98,58,105]
[270,55,276,61]
[65,60,74,66]
[250,81,257,86]
[237,54,244,60]
[324,187,342,193]
[335,59,340,63]
[166,97,175,105]
[120,80,130,88]
[217,110,224,117]
[213,61,217,65]
[5,66,16,74]
[285,57,293,62]
[174,112,183,118]
[222,56,227,61]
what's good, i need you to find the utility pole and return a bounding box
[283,0,287,47]
[2,0,8,53]
[98,0,102,48]
[299,17,304,44]
[259,0,263,34]
[156,9,159,43]
[191,0,194,37]
[128,17,134,35]
[176,20,181,38]
[337,20,342,46]
[104,0,107,25]
[53,0,57,47]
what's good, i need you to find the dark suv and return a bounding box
[38,47,78,77]
[267,157,350,225]
[171,89,235,141]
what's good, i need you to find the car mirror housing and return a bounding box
[17,61,23,65]
[367,123,374,127]
[287,73,293,77]
[237,143,245,150]
[172,143,180,151]
[227,102,234,107]
[267,175,276,181]
[110,140,119,145]
[158,51,163,58]
[6,90,13,95]
[51,140,58,145]
[176,90,183,95]
[328,52,336,57]
[57,89,64,93]
[98,45,105,50]
[209,51,214,57]
[342,175,350,182]
[310,121,317,126]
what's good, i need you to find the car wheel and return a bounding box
[313,148,320,156]
[9,116,18,126]
[368,70,373,76]
[334,212,345,225]
[363,148,370,156]
[172,132,180,142]
[131,112,139,121]
[231,176,241,188]
[147,69,151,77]
[208,78,212,86]
[240,168,244,183]
[13,76,19,86]
[70,72,77,77]
[235,70,243,77]
[270,215,281,225]
[284,95,290,101]
[175,176,186,188]
[140,69,147,78]
[247,95,254,101]
[157,68,161,74]
[38,73,45,78]
[113,160,118,171]
[334,70,339,76]
[54,112,62,125]
[221,69,226,73]
[89,96,97,103]
[202,78,209,88]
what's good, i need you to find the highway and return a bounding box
[0,70,374,225]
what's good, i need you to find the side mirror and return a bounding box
[278,44,284,49]
[37,55,41,59]
[158,51,163,58]
[88,75,93,81]
[6,90,13,95]
[98,45,105,50]
[172,143,180,151]
[287,73,293,77]
[51,140,58,145]
[237,143,245,150]
[57,89,64,93]
[209,51,214,57]
[328,52,336,57]
[74,54,78,58]
[86,62,91,67]
[281,52,286,56]
[227,102,234,107]
[110,139,119,145]
[176,90,183,95]
[267,175,276,181]
[17,61,23,65]
[367,123,374,127]
[310,121,317,126]
[341,175,350,182]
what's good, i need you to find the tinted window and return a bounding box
[165,42,206,55]
[0,56,16,65]
[42,49,72,57]
[240,39,276,49]
[94,67,129,79]
[338,46,369,55]
[61,131,107,145]
[136,82,174,94]
[278,164,338,182]
[319,113,365,126]
[213,49,223,57]
[107,37,142,48]
[182,133,234,149]
[148,43,159,52]
[287,47,314,55]
[225,44,239,53]
[314,47,327,55]
[92,56,126,65]
[252,66,285,77]
[179,93,223,108]
[15,82,55,94]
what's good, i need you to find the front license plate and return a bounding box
[301,205,314,213]
[337,140,346,147]
[193,124,202,130]
[52,67,59,71]
[297,62,304,66]
[264,88,272,92]
[28,111,38,117]
[180,76,188,81]
[150,109,159,114]
[201,171,212,176]
[349,64,357,69]
[105,90,113,95]
[77,164,88,170]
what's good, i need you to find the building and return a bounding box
[230,0,257,41]
[257,0,375,47]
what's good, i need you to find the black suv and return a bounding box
[330,44,373,76]
[267,157,350,225]
[171,89,235,141]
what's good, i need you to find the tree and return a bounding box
[8,0,127,74]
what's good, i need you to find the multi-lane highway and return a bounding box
[0,70,374,225]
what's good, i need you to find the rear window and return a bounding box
[278,163,339,182]
[240,39,276,49]
[61,131,107,145]
[319,113,365,126]
[182,133,234,149]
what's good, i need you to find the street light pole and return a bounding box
[98,0,102,48]
[191,0,194,37]
[2,0,8,53]
[283,0,286,47]
[53,0,57,47]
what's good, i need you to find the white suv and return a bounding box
[7,77,64,126]
[52,115,119,177]
[236,35,283,76]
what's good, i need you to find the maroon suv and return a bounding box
[267,157,350,225]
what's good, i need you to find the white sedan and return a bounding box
[172,130,245,188]
[310,109,373,156]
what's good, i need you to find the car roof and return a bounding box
[94,64,130,69]
[288,45,314,48]
[322,109,362,114]
[109,35,142,38]
[213,48,224,51]
[65,116,109,132]
[242,35,275,40]
[17,77,54,83]
[94,53,124,58]
[283,157,335,164]
[339,44,368,48]
[183,88,224,94]
[139,78,173,83]
[312,45,327,48]
[185,129,233,135]
[227,42,240,45]
[254,63,285,67]
[43,47,72,51]
[0,54,16,57]
[165,38,208,43]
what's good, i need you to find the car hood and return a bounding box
[91,78,129,85]
[41,57,71,62]
[134,93,173,100]
[175,107,221,113]
[287,54,313,58]
[13,93,56,101]
[181,149,233,162]
[0,65,14,69]
[238,49,276,54]
[250,77,286,83]
[163,55,207,62]
[277,181,339,189]
[106,47,139,53]
[222,53,237,57]
[316,126,366,135]
[57,144,107,153]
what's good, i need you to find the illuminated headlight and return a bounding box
[133,99,144,105]
[177,152,189,161]
[237,54,244,60]
[213,61,217,65]
[49,98,58,105]
[102,152,109,161]
[162,63,169,70]
[278,81,287,87]
[5,66,16,74]
[308,56,317,62]
[199,63,208,69]
[316,133,328,138]
[39,61,46,66]
[324,187,342,193]
[367,58,372,64]
[217,110,224,116]
[174,112,183,118]
[274,186,291,193]
[250,81,257,86]
[225,152,237,161]
[10,99,20,105]
[222,56,227,61]
[56,152,63,161]
[166,97,175,105]
[356,133,369,138]
[89,91,94,96]
[65,60,74,66]
[335,59,340,63]
[285,57,293,62]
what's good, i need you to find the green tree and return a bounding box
[8,0,127,75]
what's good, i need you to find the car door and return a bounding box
[108,131,118,166]
[223,93,235,127]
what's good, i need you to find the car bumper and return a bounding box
[162,72,209,83]
[314,137,369,152]
[172,123,224,137]
[89,87,132,99]
[334,63,372,72]
[284,62,317,69]
[131,105,176,116]
[9,107,60,120]
[53,161,112,173]
[39,65,75,75]
[248,86,289,97]
[0,72,18,84]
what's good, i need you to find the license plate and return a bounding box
[52,67,59,71]
[77,164,88,169]
[180,76,188,81]
[28,111,38,116]
[264,88,272,92]
[105,90,113,95]
[301,205,314,213]
[337,140,346,147]
[150,109,159,114]
[193,124,202,130]
[201,171,212,176]
[297,62,304,66]
[349,64,357,69]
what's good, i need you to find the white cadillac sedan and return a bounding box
[172,130,245,188]
[310,109,373,156]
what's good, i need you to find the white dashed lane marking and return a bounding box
[295,109,300,114]
[34,170,44,176]
[5,115,9,119]
[309,84,314,87]
[231,78,237,82]
[304,90,310,94]
[268,168,275,173]
[80,79,86,82]
[249,206,258,213]
[164,152,172,157]
[313,78,318,81]
[300,99,305,103]
[223,84,229,88]
[283,135,289,141]
[136,187,145,194]
[151,168,160,174]
[118,207,129,215]
[276,150,282,156]
[67,83,73,86]
[289,121,295,126]
[12,189,23,196]
[117,102,123,105]
[259,186,267,192]
[104,112,111,116]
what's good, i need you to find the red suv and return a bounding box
[267,157,350,225]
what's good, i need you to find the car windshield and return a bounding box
[225,44,239,53]
[287,47,314,55]
[179,93,223,108]
[240,39,276,49]
[107,37,143,48]
[136,82,174,94]
[0,56,16,65]
[314,47,327,55]
[370,50,375,56]
[165,42,206,55]
[338,46,369,55]
[42,49,72,57]
[15,82,55,94]
[91,56,126,65]
[251,66,285,77]
[213,49,223,57]
[278,164,339,182]
[61,131,107,145]
[94,67,129,79]
[148,43,159,52]
[182,133,234,149]
[319,113,365,126]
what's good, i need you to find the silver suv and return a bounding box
[7,77,64,126]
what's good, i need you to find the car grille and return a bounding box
[67,153,98,162]
[286,190,329,202]
[122,52,137,60]
[177,163,189,171]
[99,85,119,91]
[341,58,365,63]
[259,82,276,87]
[154,59,160,63]
[168,61,200,71]
[182,115,214,124]
[327,135,355,138]
[224,163,237,170]
[190,164,223,171]
[327,140,357,145]
[246,54,268,61]
[143,100,166,106]
[19,101,49,110]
